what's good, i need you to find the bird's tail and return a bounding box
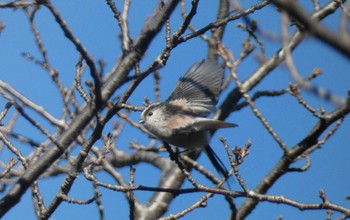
[205,145,230,180]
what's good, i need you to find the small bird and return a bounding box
[139,60,236,178]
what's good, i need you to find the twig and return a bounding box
[0,131,27,169]
[159,192,216,220]
[162,142,201,188]
[289,84,323,118]
[219,39,255,90]
[178,1,271,44]
[13,104,61,149]
[287,154,311,172]
[312,0,320,11]
[272,0,350,59]
[0,103,12,123]
[128,166,136,220]
[179,154,222,185]
[116,111,152,135]
[0,1,35,8]
[75,55,90,103]
[25,7,66,97]
[228,54,289,152]
[0,81,66,128]
[40,0,101,104]
[92,181,105,220]
[180,0,210,42]
[106,0,132,54]
[119,103,144,111]
[59,193,95,205]
[0,158,17,178]
[236,20,266,59]
[84,166,135,192]
[234,89,288,111]
[221,138,251,192]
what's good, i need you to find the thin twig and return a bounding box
[75,55,90,103]
[25,7,67,98]
[128,166,136,220]
[92,181,105,220]
[227,53,289,152]
[40,0,101,104]
[178,1,271,44]
[0,103,12,123]
[0,158,17,178]
[162,142,201,188]
[0,1,35,8]
[59,193,95,205]
[0,131,27,168]
[289,84,323,118]
[0,81,66,128]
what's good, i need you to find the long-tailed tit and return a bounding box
[139,60,236,178]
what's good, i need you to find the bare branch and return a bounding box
[0,0,349,219]
[0,1,35,8]
[272,0,350,59]
[0,81,66,128]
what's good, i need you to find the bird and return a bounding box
[139,60,237,178]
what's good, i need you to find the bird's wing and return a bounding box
[167,60,224,116]
[174,117,237,134]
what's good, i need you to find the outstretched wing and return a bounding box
[167,60,224,116]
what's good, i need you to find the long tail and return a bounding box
[204,145,229,179]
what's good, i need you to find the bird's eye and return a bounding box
[148,112,153,117]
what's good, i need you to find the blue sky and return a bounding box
[1,1,350,219]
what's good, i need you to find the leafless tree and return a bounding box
[0,0,349,219]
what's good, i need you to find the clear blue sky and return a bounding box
[0,1,349,219]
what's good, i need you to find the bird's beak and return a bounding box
[139,119,144,124]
